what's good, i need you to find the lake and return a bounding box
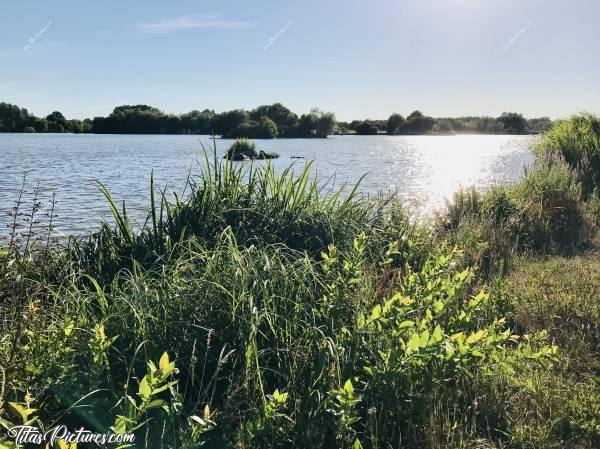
[0,133,537,241]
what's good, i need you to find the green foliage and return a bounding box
[470,254,600,449]
[512,160,592,252]
[439,160,594,271]
[508,255,600,372]
[498,112,527,134]
[534,113,600,195]
[225,138,258,158]
[442,187,483,231]
[386,113,405,135]
[353,121,379,135]
[405,110,435,134]
[250,103,298,135]
[0,100,552,136]
[224,116,278,139]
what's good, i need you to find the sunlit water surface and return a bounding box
[0,134,536,240]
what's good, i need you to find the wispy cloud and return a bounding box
[138,15,255,34]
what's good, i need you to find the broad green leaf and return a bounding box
[343,379,354,396]
[159,352,170,371]
[431,325,443,344]
[466,330,486,345]
[407,333,422,351]
[138,376,151,400]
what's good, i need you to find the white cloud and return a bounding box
[138,15,255,34]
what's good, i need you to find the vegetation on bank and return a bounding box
[0,101,552,137]
[0,114,599,449]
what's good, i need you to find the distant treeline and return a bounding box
[340,111,553,135]
[0,101,552,137]
[0,102,335,138]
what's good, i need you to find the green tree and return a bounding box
[180,109,215,134]
[251,103,298,134]
[498,112,527,134]
[355,121,379,135]
[211,109,249,136]
[386,114,406,135]
[315,110,336,137]
[405,110,435,134]
[0,102,30,131]
[255,116,279,138]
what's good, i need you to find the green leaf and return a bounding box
[152,380,178,395]
[352,439,363,449]
[64,319,75,337]
[466,329,486,345]
[138,376,151,400]
[146,399,168,410]
[159,352,169,371]
[398,320,414,329]
[8,402,36,424]
[343,379,354,396]
[431,325,443,344]
[407,333,422,351]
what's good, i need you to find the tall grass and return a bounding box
[534,113,600,195]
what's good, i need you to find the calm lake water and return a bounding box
[0,134,536,240]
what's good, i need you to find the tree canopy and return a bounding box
[0,101,552,136]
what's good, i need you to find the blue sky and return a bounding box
[1,0,598,121]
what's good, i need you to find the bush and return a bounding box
[512,160,592,253]
[225,138,258,159]
[441,187,483,231]
[534,113,600,196]
[23,126,36,133]
[439,160,594,262]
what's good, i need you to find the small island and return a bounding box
[224,139,280,161]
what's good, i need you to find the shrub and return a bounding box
[440,160,594,261]
[23,126,36,133]
[481,186,519,225]
[512,160,592,253]
[441,187,483,231]
[225,138,258,159]
[534,113,600,195]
